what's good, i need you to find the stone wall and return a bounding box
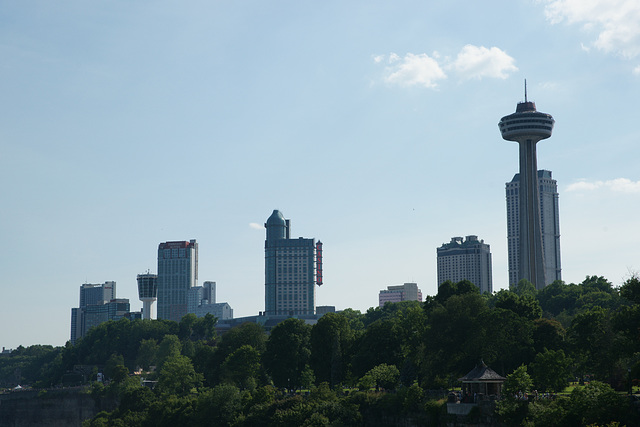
[0,388,116,427]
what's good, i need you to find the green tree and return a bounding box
[206,322,266,384]
[178,313,217,342]
[157,354,203,396]
[494,290,542,320]
[365,363,400,390]
[156,335,182,370]
[510,279,536,297]
[532,318,566,354]
[620,275,640,304]
[363,300,423,327]
[568,307,616,381]
[263,318,312,390]
[104,353,126,382]
[221,344,261,390]
[193,384,242,426]
[565,381,635,426]
[310,313,354,387]
[216,322,266,357]
[480,308,535,375]
[351,318,402,378]
[136,338,158,371]
[339,308,365,332]
[502,364,533,397]
[421,292,488,386]
[530,349,572,392]
[435,279,479,304]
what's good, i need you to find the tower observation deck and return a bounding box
[498,85,555,290]
[137,273,158,320]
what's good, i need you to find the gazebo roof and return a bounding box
[458,361,506,382]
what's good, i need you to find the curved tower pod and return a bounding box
[265,209,288,240]
[499,87,554,290]
[137,273,158,320]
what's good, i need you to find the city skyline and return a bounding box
[2,1,640,348]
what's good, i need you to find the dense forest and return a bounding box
[1,275,639,426]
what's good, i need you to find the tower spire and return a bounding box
[524,79,528,103]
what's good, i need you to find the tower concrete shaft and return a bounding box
[499,95,554,290]
[518,138,546,289]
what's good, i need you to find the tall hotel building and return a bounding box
[436,236,493,294]
[157,239,198,322]
[506,170,561,286]
[264,210,323,316]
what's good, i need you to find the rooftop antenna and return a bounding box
[524,79,528,103]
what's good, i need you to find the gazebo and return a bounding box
[458,361,506,401]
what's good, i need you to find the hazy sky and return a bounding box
[2,1,640,348]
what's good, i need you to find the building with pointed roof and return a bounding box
[458,361,506,399]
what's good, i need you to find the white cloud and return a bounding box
[382,53,446,88]
[449,45,518,80]
[249,222,263,230]
[375,45,516,88]
[566,178,640,193]
[544,0,640,59]
[633,65,640,75]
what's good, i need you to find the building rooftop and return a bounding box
[458,361,506,382]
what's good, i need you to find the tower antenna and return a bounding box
[524,79,528,103]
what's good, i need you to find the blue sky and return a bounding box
[2,0,640,348]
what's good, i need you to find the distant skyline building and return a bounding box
[378,282,423,307]
[437,236,493,294]
[506,170,561,287]
[264,210,323,316]
[188,281,233,320]
[83,298,130,335]
[70,281,122,344]
[157,240,198,322]
[137,273,158,320]
[499,85,554,290]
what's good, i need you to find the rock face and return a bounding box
[0,389,116,427]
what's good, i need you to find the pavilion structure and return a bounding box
[458,361,506,400]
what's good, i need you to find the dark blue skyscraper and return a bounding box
[264,210,322,315]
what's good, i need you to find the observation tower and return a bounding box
[137,273,158,319]
[499,83,555,290]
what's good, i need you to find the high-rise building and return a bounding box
[506,170,561,287]
[137,273,158,320]
[378,283,423,307]
[157,240,198,322]
[437,236,493,294]
[264,210,323,316]
[83,298,130,334]
[499,85,555,290]
[69,281,121,344]
[79,281,116,308]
